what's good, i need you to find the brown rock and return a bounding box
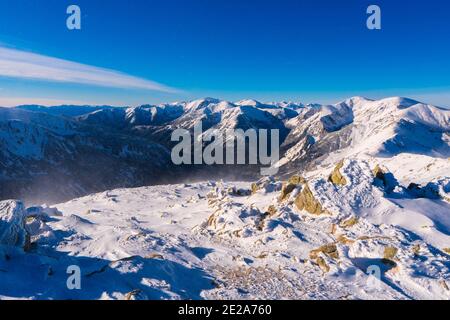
[294,183,325,215]
[266,205,277,217]
[251,183,260,194]
[316,257,330,273]
[336,234,355,245]
[382,246,398,266]
[328,160,347,186]
[372,164,385,179]
[279,183,297,202]
[383,246,398,260]
[288,175,307,185]
[330,223,337,235]
[125,289,143,300]
[339,216,359,228]
[310,243,339,260]
[206,213,217,228]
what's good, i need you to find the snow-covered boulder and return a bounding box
[0,200,28,248]
[25,204,62,220]
[293,159,379,217]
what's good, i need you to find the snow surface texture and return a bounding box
[0,96,449,300]
[0,158,449,300]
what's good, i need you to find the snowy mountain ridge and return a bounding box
[2,96,449,203]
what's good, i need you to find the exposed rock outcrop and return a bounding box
[251,183,260,194]
[227,187,251,197]
[309,244,339,260]
[339,216,359,228]
[382,246,398,265]
[328,160,347,186]
[251,177,280,194]
[256,205,278,231]
[279,174,306,202]
[372,164,397,192]
[279,183,297,202]
[309,244,339,273]
[316,257,330,273]
[294,184,325,215]
[288,175,306,185]
[372,164,385,181]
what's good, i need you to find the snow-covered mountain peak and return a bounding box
[235,99,262,107]
[275,101,305,109]
[340,96,373,107]
[379,96,421,108]
[185,97,222,111]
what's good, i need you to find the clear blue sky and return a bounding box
[0,0,449,107]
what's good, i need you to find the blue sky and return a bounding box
[0,0,449,107]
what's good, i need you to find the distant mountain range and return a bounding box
[1,97,449,204]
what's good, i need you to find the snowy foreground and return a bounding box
[0,155,449,300]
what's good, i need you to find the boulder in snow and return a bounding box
[0,200,29,249]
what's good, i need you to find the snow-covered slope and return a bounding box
[278,97,450,173]
[0,155,448,299]
[0,107,173,203]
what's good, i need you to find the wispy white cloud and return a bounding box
[0,46,179,93]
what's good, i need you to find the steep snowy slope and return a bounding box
[344,97,449,157]
[126,98,291,153]
[278,97,450,173]
[0,107,174,203]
